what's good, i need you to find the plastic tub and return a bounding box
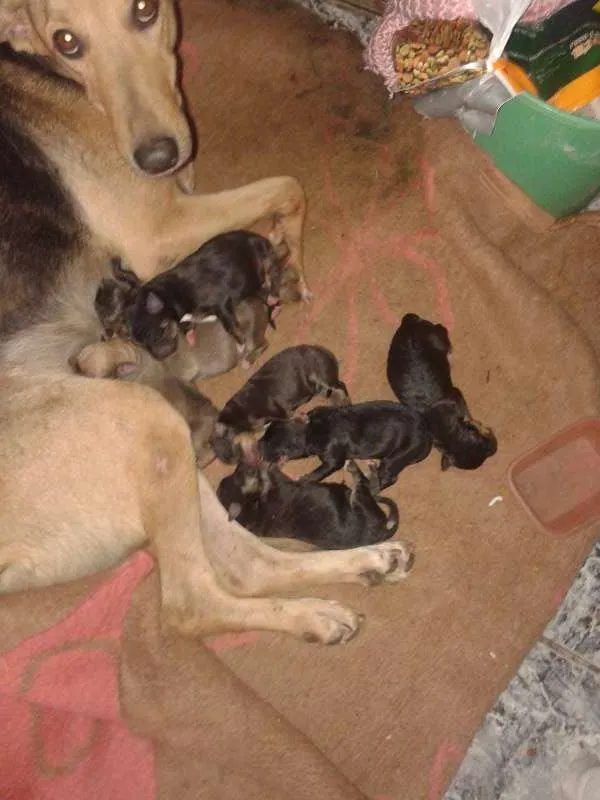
[508,418,600,537]
[474,92,600,218]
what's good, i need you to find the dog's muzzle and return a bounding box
[133,136,180,174]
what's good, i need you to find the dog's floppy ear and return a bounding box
[145,290,165,315]
[0,1,48,56]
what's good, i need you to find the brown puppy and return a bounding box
[211,345,350,464]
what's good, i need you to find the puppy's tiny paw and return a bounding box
[359,541,415,586]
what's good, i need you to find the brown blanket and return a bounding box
[2,0,600,798]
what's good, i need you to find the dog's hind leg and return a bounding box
[196,473,414,596]
[375,436,433,491]
[311,375,350,406]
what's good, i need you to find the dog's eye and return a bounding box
[132,0,159,28]
[53,29,83,58]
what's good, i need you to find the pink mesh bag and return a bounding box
[365,0,576,94]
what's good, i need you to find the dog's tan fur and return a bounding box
[0,0,414,645]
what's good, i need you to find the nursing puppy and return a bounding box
[74,339,219,467]
[116,229,283,359]
[260,401,433,490]
[217,460,400,550]
[386,313,497,471]
[211,345,350,465]
[95,279,270,380]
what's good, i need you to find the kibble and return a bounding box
[394,18,491,95]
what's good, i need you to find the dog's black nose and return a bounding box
[133,136,179,174]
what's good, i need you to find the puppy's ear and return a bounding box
[227,502,242,521]
[428,324,452,354]
[111,258,141,291]
[145,291,165,315]
[441,452,454,471]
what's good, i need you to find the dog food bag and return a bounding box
[496,0,600,112]
[393,18,491,96]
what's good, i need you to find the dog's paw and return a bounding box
[291,598,363,645]
[358,541,415,586]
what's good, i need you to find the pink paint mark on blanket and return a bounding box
[295,126,454,363]
[0,552,156,800]
[427,741,464,800]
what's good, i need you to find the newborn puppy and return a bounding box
[217,460,402,550]
[260,401,432,490]
[117,230,283,359]
[94,270,270,381]
[74,339,219,467]
[164,296,270,381]
[386,313,497,471]
[211,345,350,464]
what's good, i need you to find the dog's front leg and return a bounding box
[162,176,309,299]
[196,472,414,596]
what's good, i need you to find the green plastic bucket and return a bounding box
[474,92,600,217]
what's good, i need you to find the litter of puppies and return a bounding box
[83,231,498,551]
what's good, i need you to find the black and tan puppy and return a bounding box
[113,230,283,359]
[386,313,497,471]
[217,460,401,550]
[94,279,270,381]
[211,345,350,464]
[260,401,432,490]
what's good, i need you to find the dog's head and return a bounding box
[424,393,497,471]
[128,287,180,360]
[217,463,272,522]
[400,313,452,355]
[259,418,308,464]
[1,0,193,177]
[210,422,261,466]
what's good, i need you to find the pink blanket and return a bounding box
[0,553,155,800]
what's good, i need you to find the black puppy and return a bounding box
[211,344,350,464]
[111,230,282,359]
[386,313,497,471]
[217,460,400,550]
[260,400,432,490]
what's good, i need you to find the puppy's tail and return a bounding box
[376,496,399,536]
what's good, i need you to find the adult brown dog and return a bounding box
[0,0,414,646]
